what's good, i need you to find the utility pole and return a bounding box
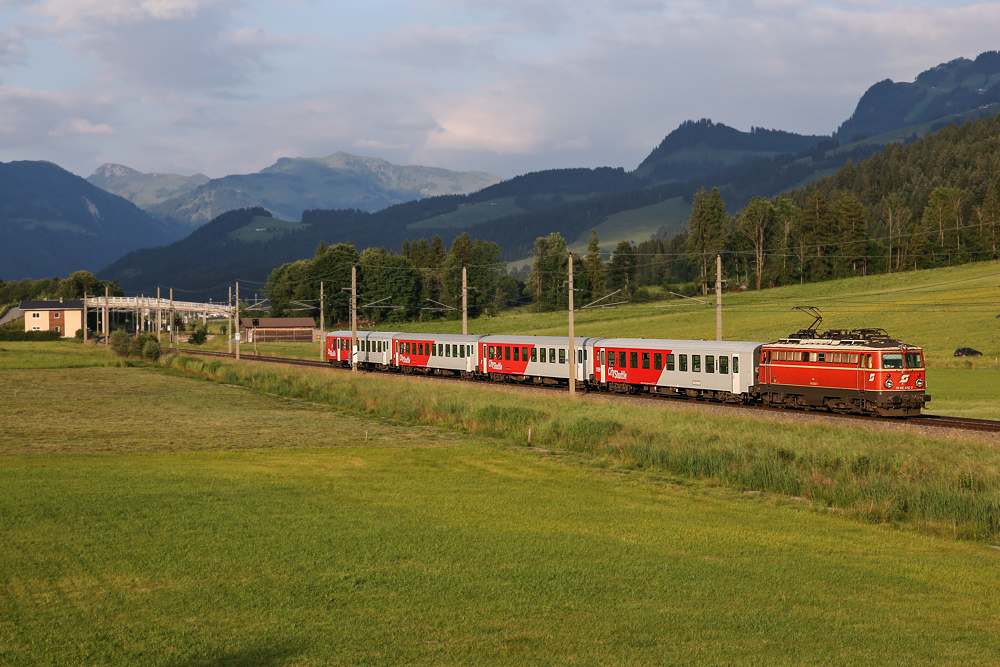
[462,266,468,335]
[351,266,357,372]
[227,286,232,354]
[169,289,175,348]
[82,294,88,343]
[319,281,325,361]
[104,286,109,342]
[157,287,162,344]
[235,281,241,360]
[568,254,576,398]
[716,254,722,341]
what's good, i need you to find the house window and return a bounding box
[53,312,60,319]
[54,326,60,333]
[32,313,40,319]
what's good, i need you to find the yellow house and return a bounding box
[19,299,85,337]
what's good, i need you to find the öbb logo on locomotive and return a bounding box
[327,325,929,417]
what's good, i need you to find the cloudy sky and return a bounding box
[1,0,998,179]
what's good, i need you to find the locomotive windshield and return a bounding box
[882,353,904,369]
[904,352,924,369]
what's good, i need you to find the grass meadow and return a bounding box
[3,343,1000,664]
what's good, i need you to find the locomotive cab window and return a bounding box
[882,353,904,369]
[905,352,923,368]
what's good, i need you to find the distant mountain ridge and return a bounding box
[89,152,502,228]
[88,164,210,208]
[835,51,1000,142]
[1,161,187,280]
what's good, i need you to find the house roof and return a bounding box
[239,317,316,328]
[19,300,84,310]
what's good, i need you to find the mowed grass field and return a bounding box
[3,343,1000,664]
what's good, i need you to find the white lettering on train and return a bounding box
[609,369,627,380]
[488,360,504,371]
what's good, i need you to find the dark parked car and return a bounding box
[954,347,983,357]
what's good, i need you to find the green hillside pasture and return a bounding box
[166,353,1000,540]
[3,354,1000,664]
[408,194,594,231]
[228,215,307,242]
[570,196,690,251]
[407,196,526,229]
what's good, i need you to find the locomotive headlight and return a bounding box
[884,378,894,389]
[916,377,924,388]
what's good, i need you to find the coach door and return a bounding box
[598,348,606,383]
[731,355,740,394]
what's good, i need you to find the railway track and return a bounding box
[174,348,1000,434]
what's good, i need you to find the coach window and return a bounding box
[628,352,637,368]
[719,356,729,374]
[459,345,465,359]
[550,348,556,363]
[452,344,458,357]
[619,351,627,368]
[445,345,451,358]
[513,347,520,362]
[679,354,688,372]
[523,347,529,361]
[608,351,615,367]
[733,356,739,373]
[706,355,714,373]
[654,353,662,371]
[578,349,584,363]
[502,346,509,361]
[531,348,538,362]
[642,352,650,369]
[666,353,675,371]
[559,349,566,364]
[693,355,701,372]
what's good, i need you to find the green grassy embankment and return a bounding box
[2,343,1000,664]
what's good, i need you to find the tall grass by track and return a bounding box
[166,352,1000,542]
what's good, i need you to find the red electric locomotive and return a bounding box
[757,327,929,417]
